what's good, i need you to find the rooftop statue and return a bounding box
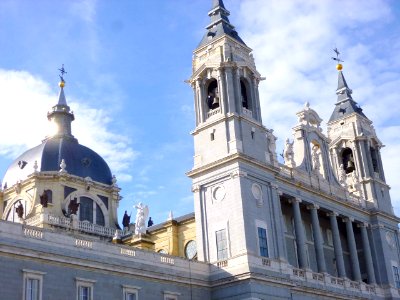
[134,202,149,235]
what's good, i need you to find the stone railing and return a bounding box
[207,107,221,118]
[25,213,120,238]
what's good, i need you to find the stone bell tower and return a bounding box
[187,0,280,263]
[327,61,392,213]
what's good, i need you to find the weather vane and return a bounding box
[58,64,67,83]
[332,48,343,63]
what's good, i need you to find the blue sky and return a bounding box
[0,0,399,225]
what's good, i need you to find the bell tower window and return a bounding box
[370,147,379,173]
[206,79,219,110]
[240,79,249,109]
[341,147,355,174]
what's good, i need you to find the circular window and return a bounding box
[185,240,197,260]
[158,249,168,255]
[213,185,226,202]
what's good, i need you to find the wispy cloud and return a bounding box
[0,69,136,182]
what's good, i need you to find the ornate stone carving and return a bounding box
[251,183,263,207]
[134,202,149,235]
[213,185,226,202]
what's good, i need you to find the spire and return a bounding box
[329,52,367,122]
[198,0,245,48]
[46,65,75,139]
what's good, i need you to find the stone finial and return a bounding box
[33,160,38,173]
[59,159,67,173]
[167,210,174,221]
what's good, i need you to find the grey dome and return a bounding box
[3,136,112,187]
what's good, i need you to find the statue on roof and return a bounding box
[283,138,295,168]
[311,145,321,173]
[134,202,149,235]
[15,201,24,219]
[40,190,49,208]
[68,197,80,215]
[122,210,131,229]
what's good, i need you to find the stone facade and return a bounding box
[1,0,400,300]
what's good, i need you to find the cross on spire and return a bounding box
[58,64,67,83]
[332,48,344,63]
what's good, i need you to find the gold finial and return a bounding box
[332,47,344,71]
[58,64,67,87]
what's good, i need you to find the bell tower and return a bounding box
[327,60,392,213]
[188,0,280,263]
[188,0,270,170]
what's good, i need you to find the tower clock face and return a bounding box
[185,240,197,260]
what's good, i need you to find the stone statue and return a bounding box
[283,138,295,167]
[68,197,80,215]
[15,201,24,219]
[134,202,149,235]
[338,164,347,186]
[311,145,321,172]
[147,217,153,227]
[122,210,131,229]
[40,190,49,208]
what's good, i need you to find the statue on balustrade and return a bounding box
[134,202,149,235]
[40,190,49,208]
[283,138,296,167]
[68,197,80,215]
[15,201,24,219]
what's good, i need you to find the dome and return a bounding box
[2,136,113,186]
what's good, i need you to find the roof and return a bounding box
[197,0,246,48]
[329,70,367,122]
[2,136,113,186]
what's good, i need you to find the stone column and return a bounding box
[308,204,326,273]
[359,223,376,284]
[328,212,346,278]
[343,217,361,281]
[271,185,287,262]
[292,198,308,269]
[196,78,204,123]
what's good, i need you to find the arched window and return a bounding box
[96,203,105,226]
[341,148,355,174]
[78,196,106,226]
[79,196,93,223]
[206,79,219,109]
[240,79,249,109]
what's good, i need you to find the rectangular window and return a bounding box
[125,293,136,300]
[257,227,268,257]
[216,229,228,260]
[122,285,140,300]
[76,278,95,300]
[79,286,91,300]
[393,266,400,288]
[26,278,39,300]
[23,269,45,300]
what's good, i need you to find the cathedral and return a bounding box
[1,0,399,299]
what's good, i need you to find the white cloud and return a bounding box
[0,69,136,182]
[236,0,400,211]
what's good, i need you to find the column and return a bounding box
[343,217,361,281]
[308,204,326,273]
[359,223,376,284]
[292,198,308,269]
[328,212,346,277]
[196,78,204,123]
[271,185,287,262]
